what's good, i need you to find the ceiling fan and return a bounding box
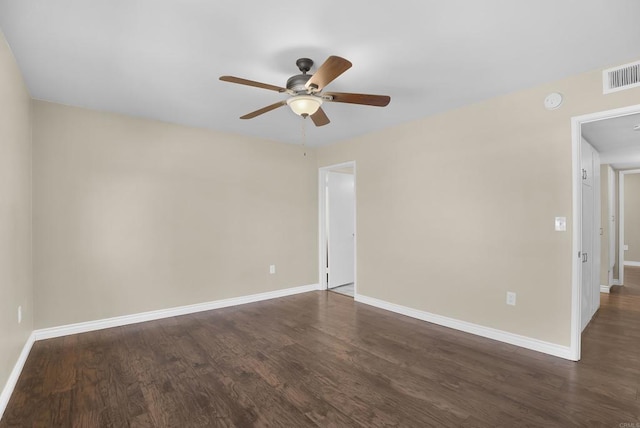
[220,56,390,127]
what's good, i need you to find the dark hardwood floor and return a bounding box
[3,272,640,427]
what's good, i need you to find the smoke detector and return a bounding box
[544,92,563,110]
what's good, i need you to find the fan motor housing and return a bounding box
[286,74,312,93]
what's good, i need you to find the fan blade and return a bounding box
[240,101,287,119]
[305,56,352,91]
[310,107,330,127]
[220,76,287,93]
[324,92,390,107]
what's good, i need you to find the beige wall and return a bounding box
[600,165,610,285]
[6,32,640,360]
[624,173,640,262]
[33,101,317,328]
[317,60,640,346]
[0,31,32,393]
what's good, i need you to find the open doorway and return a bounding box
[582,113,640,287]
[571,104,640,360]
[618,169,640,284]
[319,162,356,297]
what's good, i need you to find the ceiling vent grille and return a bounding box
[603,60,640,94]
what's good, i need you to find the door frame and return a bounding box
[571,103,640,361]
[619,169,640,284]
[318,161,357,292]
[608,165,616,287]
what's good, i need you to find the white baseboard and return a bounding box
[34,283,318,341]
[600,284,612,294]
[2,284,317,421]
[624,261,640,267]
[354,293,574,361]
[612,279,621,286]
[0,332,35,421]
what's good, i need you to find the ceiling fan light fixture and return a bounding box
[287,95,322,117]
[220,55,389,126]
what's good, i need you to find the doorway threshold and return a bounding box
[329,283,354,297]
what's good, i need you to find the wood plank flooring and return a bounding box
[3,272,640,427]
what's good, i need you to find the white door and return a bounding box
[582,141,594,187]
[592,149,601,314]
[581,177,594,331]
[608,165,616,285]
[327,171,355,288]
[581,138,601,330]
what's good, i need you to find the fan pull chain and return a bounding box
[301,116,307,157]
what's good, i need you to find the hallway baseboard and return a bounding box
[354,293,574,361]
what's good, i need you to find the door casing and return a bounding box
[318,161,357,293]
[608,166,616,287]
[571,103,640,361]
[618,169,640,285]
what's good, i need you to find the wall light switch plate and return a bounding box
[624,245,629,251]
[555,217,567,232]
[506,292,516,306]
[269,265,276,274]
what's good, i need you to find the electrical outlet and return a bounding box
[506,292,516,306]
[269,265,276,274]
[18,306,22,324]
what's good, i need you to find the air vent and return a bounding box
[603,60,640,94]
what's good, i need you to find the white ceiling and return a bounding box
[583,113,640,169]
[1,0,639,146]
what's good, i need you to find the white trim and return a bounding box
[1,284,317,418]
[619,170,625,283]
[572,104,640,125]
[571,104,640,362]
[619,169,640,284]
[600,284,612,293]
[612,279,621,286]
[570,114,583,361]
[33,284,318,341]
[608,165,616,287]
[624,261,640,267]
[318,161,357,295]
[355,294,574,360]
[0,332,35,421]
